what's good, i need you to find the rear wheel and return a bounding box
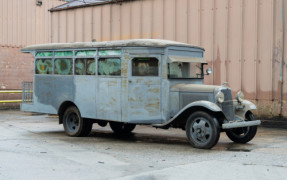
[186,111,220,149]
[63,106,93,137]
[225,112,257,143]
[109,122,136,134]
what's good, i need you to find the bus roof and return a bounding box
[21,39,205,52]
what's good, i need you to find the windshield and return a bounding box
[168,62,203,79]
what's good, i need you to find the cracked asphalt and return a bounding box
[0,110,287,180]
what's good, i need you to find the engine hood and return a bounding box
[170,84,221,93]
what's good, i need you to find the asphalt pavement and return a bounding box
[0,110,287,180]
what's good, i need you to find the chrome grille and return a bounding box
[221,89,234,121]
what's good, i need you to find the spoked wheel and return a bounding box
[109,122,136,134]
[63,106,92,137]
[226,112,257,143]
[186,111,220,149]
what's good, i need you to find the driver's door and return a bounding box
[127,55,162,124]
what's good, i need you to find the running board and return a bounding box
[222,120,261,129]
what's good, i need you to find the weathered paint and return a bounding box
[20,39,263,134]
[21,40,211,125]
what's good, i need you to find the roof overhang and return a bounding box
[21,39,205,52]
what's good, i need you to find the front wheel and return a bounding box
[109,122,136,134]
[186,111,220,149]
[225,112,257,143]
[63,106,93,137]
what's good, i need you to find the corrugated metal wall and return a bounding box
[0,0,64,108]
[0,0,64,47]
[0,0,286,117]
[50,0,287,117]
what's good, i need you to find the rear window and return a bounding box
[35,59,52,74]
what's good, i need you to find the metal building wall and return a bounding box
[50,0,287,118]
[0,0,64,108]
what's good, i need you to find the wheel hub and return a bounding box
[191,118,212,144]
[66,113,80,132]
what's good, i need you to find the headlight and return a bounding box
[236,91,244,103]
[216,92,224,103]
[206,68,212,75]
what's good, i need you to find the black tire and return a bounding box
[63,106,93,137]
[225,112,257,143]
[109,122,136,134]
[185,111,220,149]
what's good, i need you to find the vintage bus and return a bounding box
[21,39,260,149]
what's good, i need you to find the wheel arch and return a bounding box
[169,106,226,129]
[58,101,79,124]
[154,101,226,129]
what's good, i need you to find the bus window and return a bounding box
[36,51,53,57]
[35,59,52,74]
[55,51,73,57]
[99,50,121,56]
[168,62,203,79]
[132,58,158,76]
[98,58,121,76]
[75,58,95,75]
[76,50,97,56]
[54,59,73,75]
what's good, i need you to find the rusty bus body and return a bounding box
[21,39,261,149]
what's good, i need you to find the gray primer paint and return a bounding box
[21,39,255,127]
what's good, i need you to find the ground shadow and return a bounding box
[35,128,256,151]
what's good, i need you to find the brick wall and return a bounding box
[0,47,34,108]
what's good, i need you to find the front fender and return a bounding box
[234,100,257,120]
[182,100,222,112]
[153,101,222,127]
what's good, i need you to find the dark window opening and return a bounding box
[132,58,158,76]
[35,59,52,74]
[75,58,95,75]
[54,59,73,75]
[168,62,203,79]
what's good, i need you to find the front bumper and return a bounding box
[222,120,261,129]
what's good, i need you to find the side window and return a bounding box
[132,58,158,76]
[54,59,73,75]
[55,51,73,57]
[75,58,95,75]
[35,59,52,74]
[36,51,53,57]
[76,50,97,56]
[98,58,121,76]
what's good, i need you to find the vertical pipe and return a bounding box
[280,0,284,115]
[255,0,259,101]
[22,81,24,103]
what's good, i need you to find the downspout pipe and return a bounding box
[280,0,284,115]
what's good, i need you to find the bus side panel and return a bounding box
[74,76,97,119]
[95,77,122,121]
[33,75,75,114]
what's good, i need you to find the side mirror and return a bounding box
[206,67,212,75]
